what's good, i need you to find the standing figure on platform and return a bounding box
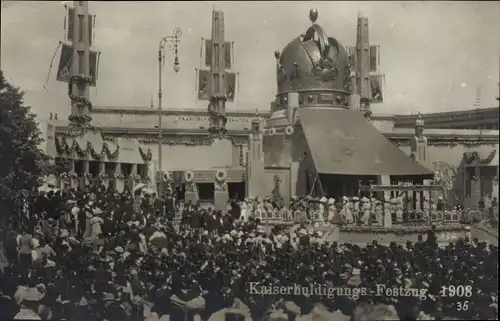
[423,196,430,220]
[240,200,248,222]
[352,196,360,223]
[390,198,399,226]
[360,197,371,225]
[396,199,404,223]
[327,198,336,222]
[317,198,326,223]
[341,197,354,225]
[374,200,383,225]
[383,197,392,228]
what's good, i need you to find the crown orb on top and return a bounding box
[309,9,319,23]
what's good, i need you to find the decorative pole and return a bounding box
[157,27,182,196]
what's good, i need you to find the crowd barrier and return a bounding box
[247,208,484,226]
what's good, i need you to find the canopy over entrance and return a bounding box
[298,108,433,176]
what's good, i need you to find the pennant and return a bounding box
[89,51,99,87]
[88,14,93,46]
[67,8,74,41]
[224,41,231,69]
[369,45,378,72]
[370,74,384,103]
[67,9,93,44]
[226,72,236,101]
[348,46,356,67]
[205,39,212,67]
[56,44,73,82]
[198,69,211,101]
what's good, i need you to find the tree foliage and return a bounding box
[0,71,53,224]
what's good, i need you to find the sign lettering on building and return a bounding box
[176,116,250,123]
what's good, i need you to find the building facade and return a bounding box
[48,3,499,210]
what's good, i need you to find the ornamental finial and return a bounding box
[415,113,424,127]
[309,9,319,23]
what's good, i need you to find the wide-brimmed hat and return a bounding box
[352,196,359,201]
[319,197,327,203]
[327,198,335,205]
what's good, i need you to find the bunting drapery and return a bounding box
[195,68,199,103]
[92,15,96,46]
[231,41,235,69]
[63,4,68,41]
[43,41,63,91]
[200,37,204,68]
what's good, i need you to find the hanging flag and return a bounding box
[347,46,356,67]
[370,74,384,103]
[56,44,73,82]
[89,51,99,87]
[198,69,211,101]
[369,45,379,72]
[205,39,212,67]
[226,72,236,101]
[67,8,74,41]
[224,41,231,69]
[88,14,93,46]
[67,8,93,44]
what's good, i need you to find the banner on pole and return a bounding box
[89,51,99,87]
[370,74,384,103]
[346,46,356,67]
[198,69,211,101]
[369,45,379,72]
[226,72,236,101]
[205,40,212,67]
[224,42,231,69]
[56,44,99,86]
[56,44,73,82]
[67,8,93,45]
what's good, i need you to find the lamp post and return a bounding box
[158,27,181,196]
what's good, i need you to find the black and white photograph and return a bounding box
[0,1,499,320]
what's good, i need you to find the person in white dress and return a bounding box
[360,197,371,225]
[383,197,392,228]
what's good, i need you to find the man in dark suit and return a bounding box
[152,192,164,219]
[165,188,176,221]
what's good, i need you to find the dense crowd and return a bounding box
[0,186,498,321]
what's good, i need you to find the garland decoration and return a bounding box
[393,139,498,147]
[138,147,153,162]
[215,169,227,183]
[463,149,496,165]
[55,137,120,160]
[184,171,194,183]
[69,171,78,179]
[208,101,228,137]
[268,128,277,136]
[68,74,93,127]
[285,126,294,135]
[113,173,124,179]
[84,172,93,179]
[162,172,171,182]
[98,173,109,180]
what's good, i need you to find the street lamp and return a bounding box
[158,27,182,196]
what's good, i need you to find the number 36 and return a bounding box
[456,301,469,311]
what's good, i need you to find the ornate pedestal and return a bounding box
[69,172,79,190]
[185,182,199,204]
[115,176,125,193]
[214,181,229,211]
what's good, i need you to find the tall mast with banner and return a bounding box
[198,10,238,137]
[56,1,100,128]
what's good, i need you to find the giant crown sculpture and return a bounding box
[274,9,351,108]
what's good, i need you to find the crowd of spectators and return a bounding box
[0,186,497,321]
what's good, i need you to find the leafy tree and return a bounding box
[0,70,53,226]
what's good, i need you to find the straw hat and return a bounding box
[320,197,327,203]
[327,198,335,205]
[352,196,359,201]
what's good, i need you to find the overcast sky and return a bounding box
[1,1,499,120]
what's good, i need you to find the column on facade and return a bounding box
[471,166,481,208]
[99,161,105,174]
[131,164,138,176]
[82,160,89,188]
[114,162,124,192]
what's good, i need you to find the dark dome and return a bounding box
[274,9,351,107]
